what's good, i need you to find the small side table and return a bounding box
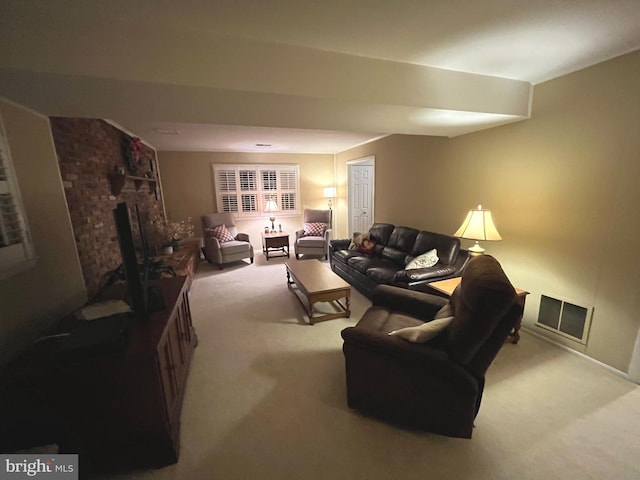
[262,232,290,260]
[426,277,529,344]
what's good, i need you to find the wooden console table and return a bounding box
[0,276,196,471]
[155,238,201,288]
[426,277,529,344]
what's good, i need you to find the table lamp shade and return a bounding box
[453,204,502,253]
[264,199,279,213]
[264,198,279,231]
[323,187,336,198]
[323,186,336,211]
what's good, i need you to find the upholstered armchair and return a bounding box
[201,212,254,269]
[341,255,522,438]
[294,209,333,260]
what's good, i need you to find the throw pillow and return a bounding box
[406,249,439,269]
[357,238,377,254]
[348,232,369,250]
[205,224,234,243]
[389,316,454,343]
[303,222,327,237]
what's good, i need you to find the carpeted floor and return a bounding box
[99,254,640,480]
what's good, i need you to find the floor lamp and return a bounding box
[323,187,336,227]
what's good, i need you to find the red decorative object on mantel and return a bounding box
[124,136,144,173]
[131,137,143,163]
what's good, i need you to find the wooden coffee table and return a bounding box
[285,260,351,325]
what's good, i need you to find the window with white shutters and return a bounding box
[0,111,36,279]
[212,164,300,218]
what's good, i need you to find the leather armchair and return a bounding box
[294,209,333,260]
[201,213,254,269]
[341,255,522,438]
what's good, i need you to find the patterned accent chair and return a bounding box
[294,209,333,260]
[201,213,253,269]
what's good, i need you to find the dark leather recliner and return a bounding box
[340,255,522,438]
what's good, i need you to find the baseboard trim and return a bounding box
[520,327,633,382]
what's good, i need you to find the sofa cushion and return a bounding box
[387,226,419,252]
[205,224,234,243]
[348,255,387,274]
[333,249,363,265]
[365,262,403,284]
[410,231,460,266]
[297,236,326,248]
[406,249,439,269]
[381,246,408,266]
[303,222,328,236]
[355,306,424,333]
[381,226,419,265]
[389,316,454,343]
[220,239,252,255]
[368,223,395,246]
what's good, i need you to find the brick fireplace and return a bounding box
[49,118,164,298]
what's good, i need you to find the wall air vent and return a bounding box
[536,294,593,344]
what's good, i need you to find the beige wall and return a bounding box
[336,51,640,373]
[0,99,86,367]
[157,151,334,249]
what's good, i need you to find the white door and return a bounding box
[349,164,374,236]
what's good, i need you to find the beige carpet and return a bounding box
[99,254,640,480]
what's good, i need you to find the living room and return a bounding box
[1,2,639,478]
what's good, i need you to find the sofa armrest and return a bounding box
[203,236,222,263]
[236,232,250,242]
[394,264,457,283]
[330,238,351,252]
[372,285,447,320]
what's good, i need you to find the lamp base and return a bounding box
[270,216,276,233]
[468,241,486,255]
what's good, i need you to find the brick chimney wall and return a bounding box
[49,118,164,298]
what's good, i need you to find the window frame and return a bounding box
[0,111,37,280]
[212,164,301,219]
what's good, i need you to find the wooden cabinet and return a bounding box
[155,279,196,450]
[0,276,197,472]
[60,276,198,470]
[0,276,197,471]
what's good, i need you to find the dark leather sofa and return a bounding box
[329,223,468,298]
[341,255,522,437]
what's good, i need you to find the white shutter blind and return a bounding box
[0,111,36,279]
[217,169,236,192]
[212,164,300,218]
[279,168,298,212]
[239,170,257,191]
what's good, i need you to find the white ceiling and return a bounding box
[1,0,639,153]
